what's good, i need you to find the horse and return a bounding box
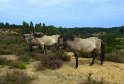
[19,33,60,54]
[57,36,105,69]
[35,34,60,54]
[18,33,42,52]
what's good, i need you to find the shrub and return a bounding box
[0,48,13,55]
[9,61,27,69]
[0,58,12,65]
[17,52,33,62]
[37,53,63,70]
[42,54,62,69]
[56,51,71,61]
[0,70,34,84]
[105,49,124,63]
[105,46,114,53]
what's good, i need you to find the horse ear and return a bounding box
[29,31,33,35]
[59,36,63,41]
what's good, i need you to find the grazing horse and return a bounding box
[18,33,41,52]
[19,33,60,54]
[57,36,105,69]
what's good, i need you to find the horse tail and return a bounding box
[100,40,105,65]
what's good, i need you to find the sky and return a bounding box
[0,0,124,28]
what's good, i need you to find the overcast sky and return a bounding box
[0,0,124,27]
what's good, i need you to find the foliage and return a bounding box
[105,46,115,53]
[12,62,27,69]
[0,58,12,65]
[105,50,124,63]
[40,54,62,70]
[56,51,71,61]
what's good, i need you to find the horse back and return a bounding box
[60,35,74,42]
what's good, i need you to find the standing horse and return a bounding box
[57,36,105,69]
[35,34,60,54]
[19,33,60,54]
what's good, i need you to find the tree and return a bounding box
[21,21,30,33]
[118,27,124,34]
[30,21,34,32]
[0,23,4,29]
[5,22,9,28]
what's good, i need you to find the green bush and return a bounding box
[15,63,27,69]
[56,51,71,61]
[105,46,114,53]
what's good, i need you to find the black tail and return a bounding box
[100,41,105,65]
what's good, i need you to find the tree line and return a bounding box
[0,21,124,37]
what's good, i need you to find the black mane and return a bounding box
[59,35,74,41]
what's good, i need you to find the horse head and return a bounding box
[18,33,34,45]
[18,33,25,45]
[56,35,74,50]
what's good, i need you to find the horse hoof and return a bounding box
[89,63,93,66]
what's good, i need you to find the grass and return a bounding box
[82,73,106,84]
[10,62,27,69]
[0,70,34,84]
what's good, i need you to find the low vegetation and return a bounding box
[82,73,106,84]
[105,49,124,63]
[0,70,34,84]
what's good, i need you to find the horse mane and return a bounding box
[33,32,44,37]
[60,35,74,42]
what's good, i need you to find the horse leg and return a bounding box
[74,51,79,69]
[44,46,47,55]
[90,50,96,66]
[39,44,46,55]
[29,45,33,52]
[100,41,105,65]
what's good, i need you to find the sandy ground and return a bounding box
[28,53,124,84]
[0,54,124,84]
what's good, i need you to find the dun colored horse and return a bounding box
[57,36,105,69]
